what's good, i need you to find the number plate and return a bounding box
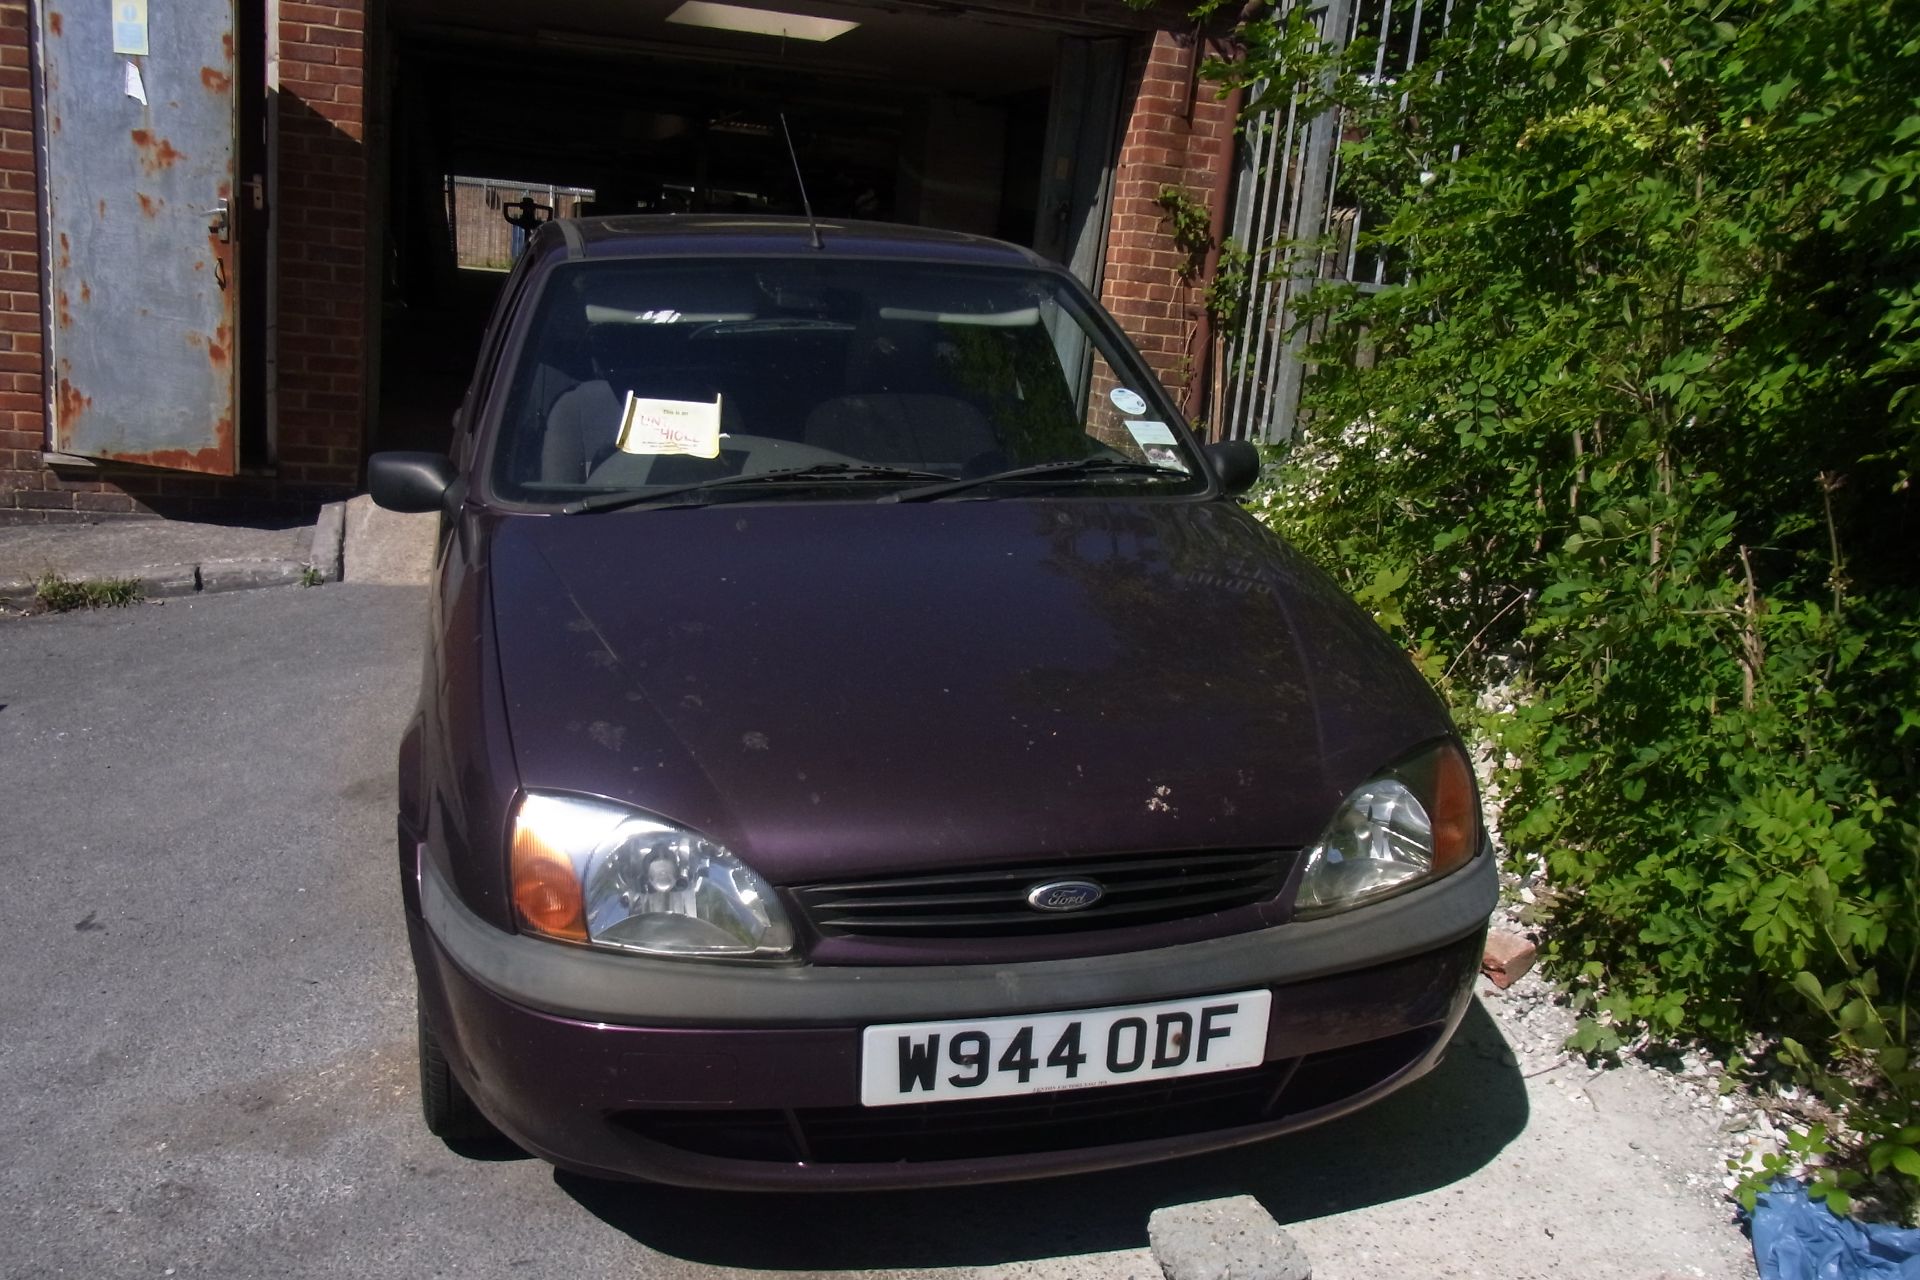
[859,990,1272,1107]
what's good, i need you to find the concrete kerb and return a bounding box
[0,496,419,614]
[309,501,347,584]
[339,494,435,586]
[0,512,338,614]
[199,560,315,594]
[0,559,316,611]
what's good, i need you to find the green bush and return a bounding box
[1221,0,1920,1212]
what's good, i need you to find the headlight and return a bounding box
[508,793,794,958]
[1293,741,1480,918]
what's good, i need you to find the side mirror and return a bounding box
[1204,440,1261,497]
[368,452,459,514]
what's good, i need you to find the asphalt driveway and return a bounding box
[0,584,1752,1279]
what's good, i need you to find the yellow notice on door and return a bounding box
[614,390,723,460]
[112,0,149,55]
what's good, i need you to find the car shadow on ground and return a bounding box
[557,997,1528,1269]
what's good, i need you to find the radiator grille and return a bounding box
[791,849,1295,939]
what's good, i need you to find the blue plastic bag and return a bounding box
[1751,1179,1920,1280]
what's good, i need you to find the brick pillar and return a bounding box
[0,0,47,513]
[275,1,367,492]
[1099,31,1238,405]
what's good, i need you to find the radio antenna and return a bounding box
[778,112,824,250]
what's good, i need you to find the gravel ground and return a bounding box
[1260,958,1760,1280]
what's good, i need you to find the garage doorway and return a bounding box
[366,0,1127,455]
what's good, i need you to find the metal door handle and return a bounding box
[202,199,231,243]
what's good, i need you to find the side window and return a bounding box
[1084,349,1158,461]
[1035,294,1180,467]
[465,246,545,438]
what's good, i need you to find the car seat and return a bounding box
[539,380,624,484]
[802,394,995,471]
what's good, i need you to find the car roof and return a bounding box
[536,214,1060,272]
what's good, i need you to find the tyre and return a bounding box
[418,999,499,1142]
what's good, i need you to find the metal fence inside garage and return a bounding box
[446,177,596,271]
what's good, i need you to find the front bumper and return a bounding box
[411,850,1495,1189]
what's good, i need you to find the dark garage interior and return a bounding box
[369,0,1074,455]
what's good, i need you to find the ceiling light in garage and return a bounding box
[666,1,858,42]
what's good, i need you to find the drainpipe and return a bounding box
[1182,46,1244,436]
[1182,0,1268,434]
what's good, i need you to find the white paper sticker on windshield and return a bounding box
[1109,387,1150,416]
[1125,420,1189,471]
[615,391,723,459]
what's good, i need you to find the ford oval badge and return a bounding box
[1026,880,1106,913]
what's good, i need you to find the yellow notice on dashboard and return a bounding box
[614,391,723,459]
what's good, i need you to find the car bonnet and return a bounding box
[485,497,1452,886]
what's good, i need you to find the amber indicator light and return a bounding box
[1429,745,1478,874]
[510,822,589,942]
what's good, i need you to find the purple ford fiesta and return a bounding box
[371,215,1495,1190]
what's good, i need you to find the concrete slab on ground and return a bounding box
[1150,1197,1312,1280]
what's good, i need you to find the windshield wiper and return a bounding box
[879,457,1190,504]
[564,463,953,514]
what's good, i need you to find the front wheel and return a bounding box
[418,999,498,1142]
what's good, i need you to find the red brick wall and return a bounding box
[274,0,367,497]
[0,1,53,516]
[0,0,365,522]
[1099,30,1237,407]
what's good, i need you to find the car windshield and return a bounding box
[486,257,1208,507]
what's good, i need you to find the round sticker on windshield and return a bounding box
[1109,387,1149,416]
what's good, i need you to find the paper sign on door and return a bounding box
[614,391,723,459]
[112,0,149,55]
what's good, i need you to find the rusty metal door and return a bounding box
[39,0,240,474]
[1032,37,1126,292]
